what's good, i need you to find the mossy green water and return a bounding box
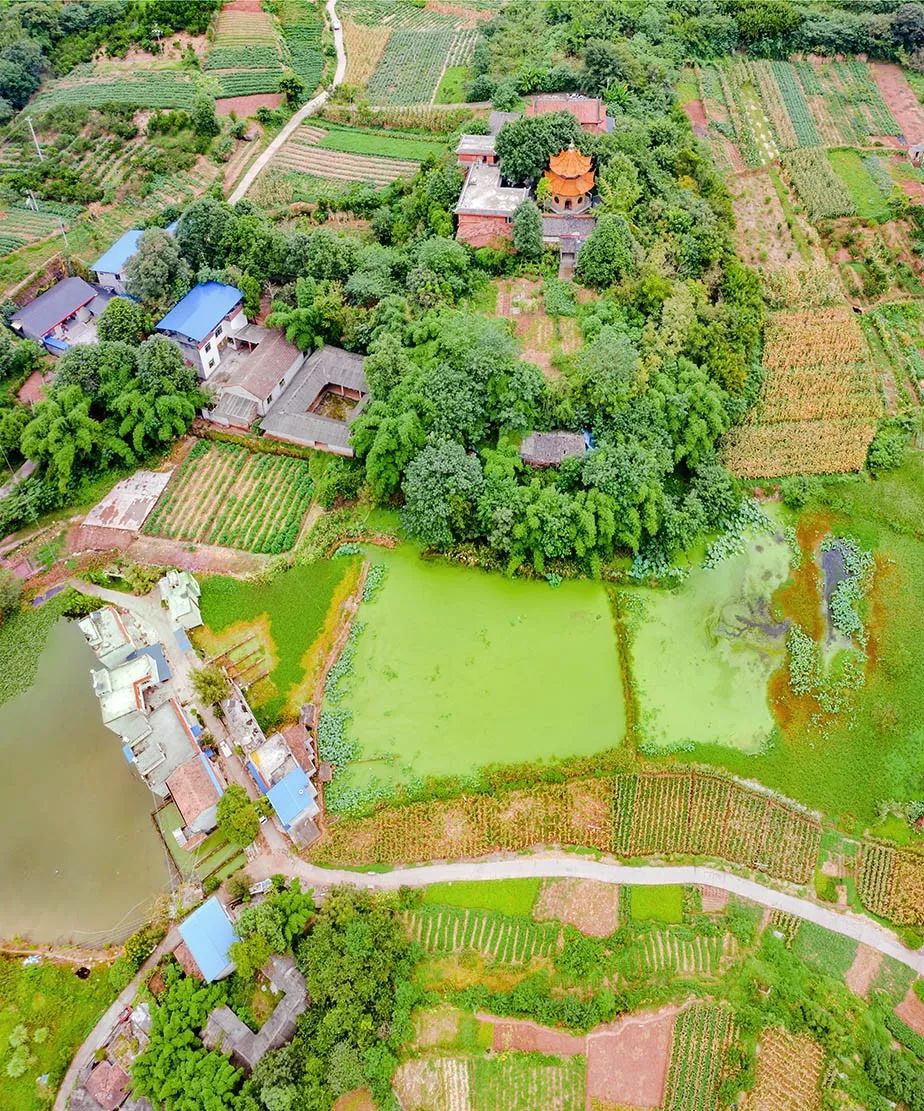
[338,545,626,795]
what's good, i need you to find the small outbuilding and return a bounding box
[91,229,144,294]
[456,133,497,166]
[166,752,225,836]
[10,276,101,347]
[83,1060,131,1110]
[453,161,529,249]
[177,897,238,983]
[520,431,588,468]
[158,569,202,630]
[208,329,306,428]
[526,93,613,133]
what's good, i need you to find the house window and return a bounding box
[215,324,223,338]
[207,358,216,370]
[204,341,211,352]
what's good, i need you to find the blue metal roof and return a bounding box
[178,897,238,982]
[247,759,270,796]
[174,627,193,653]
[156,282,242,344]
[197,752,224,798]
[266,766,316,829]
[92,229,143,275]
[126,643,171,683]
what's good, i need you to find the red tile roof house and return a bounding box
[207,328,306,430]
[166,752,226,838]
[525,93,614,133]
[83,1060,131,1110]
[453,161,529,249]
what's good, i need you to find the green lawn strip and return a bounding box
[197,841,242,881]
[317,126,446,161]
[155,804,198,873]
[792,920,858,978]
[421,879,540,916]
[629,885,684,924]
[0,957,117,1109]
[435,65,469,104]
[198,558,357,728]
[212,852,248,884]
[828,148,891,222]
[469,1052,585,1110]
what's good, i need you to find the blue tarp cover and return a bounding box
[156,281,242,344]
[247,760,270,795]
[178,896,238,983]
[198,752,224,798]
[174,627,193,653]
[91,228,142,275]
[266,766,315,829]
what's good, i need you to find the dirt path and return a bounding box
[228,0,346,204]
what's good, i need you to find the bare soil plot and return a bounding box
[748,1028,823,1111]
[495,278,581,377]
[533,879,620,937]
[870,63,924,144]
[845,945,882,998]
[393,1057,470,1111]
[216,92,282,116]
[488,1016,585,1057]
[586,1006,676,1109]
[700,885,728,913]
[896,984,924,1036]
[682,98,708,136]
[731,170,802,269]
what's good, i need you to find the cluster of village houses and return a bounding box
[78,570,321,854]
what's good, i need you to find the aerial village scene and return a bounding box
[5,0,924,1108]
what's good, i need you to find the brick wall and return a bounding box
[456,213,513,248]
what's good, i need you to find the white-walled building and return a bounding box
[155,282,246,379]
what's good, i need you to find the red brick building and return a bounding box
[454,161,529,248]
[526,93,613,133]
[455,133,498,167]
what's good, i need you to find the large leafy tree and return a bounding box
[125,227,191,312]
[402,440,484,548]
[216,783,260,847]
[96,297,151,345]
[494,111,583,183]
[512,199,543,259]
[575,214,642,288]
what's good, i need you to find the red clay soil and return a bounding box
[223,0,263,10]
[899,178,924,202]
[682,99,709,136]
[845,945,882,999]
[216,92,283,118]
[897,986,924,1036]
[487,1016,585,1057]
[17,370,46,405]
[700,885,729,913]
[870,63,924,144]
[586,1006,677,1109]
[533,878,621,937]
[869,134,904,148]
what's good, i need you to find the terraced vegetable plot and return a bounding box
[858,843,924,925]
[618,931,731,982]
[0,205,68,250]
[663,1004,737,1111]
[281,10,324,92]
[394,1053,585,1111]
[612,771,821,883]
[406,906,559,964]
[208,7,284,96]
[749,1028,823,1111]
[29,73,198,111]
[343,19,391,86]
[724,308,881,478]
[274,124,425,183]
[367,29,456,104]
[144,441,313,553]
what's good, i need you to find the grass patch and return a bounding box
[0,591,76,709]
[197,558,359,728]
[421,879,540,917]
[870,954,917,1005]
[0,957,117,1109]
[629,885,684,924]
[318,125,446,161]
[792,920,858,978]
[435,65,469,104]
[828,148,891,222]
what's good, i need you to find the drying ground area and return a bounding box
[143,441,314,554]
[195,555,361,729]
[327,544,626,806]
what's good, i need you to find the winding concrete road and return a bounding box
[248,852,924,975]
[228,0,346,205]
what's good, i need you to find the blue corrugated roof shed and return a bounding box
[156,281,242,344]
[92,229,143,275]
[197,751,224,797]
[178,897,238,982]
[126,643,170,683]
[266,766,317,829]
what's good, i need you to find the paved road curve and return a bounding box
[249,852,924,975]
[227,0,346,205]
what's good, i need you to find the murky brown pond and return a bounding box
[0,619,170,944]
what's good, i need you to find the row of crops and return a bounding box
[406,906,560,964]
[30,72,198,112]
[612,771,822,883]
[366,28,456,105]
[663,1004,737,1111]
[144,441,314,553]
[280,9,324,93]
[724,307,881,477]
[696,57,900,170]
[858,843,924,925]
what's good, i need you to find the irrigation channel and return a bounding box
[0,620,169,944]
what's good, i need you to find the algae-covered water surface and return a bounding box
[337,546,627,798]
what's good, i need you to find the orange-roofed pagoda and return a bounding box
[544,144,594,214]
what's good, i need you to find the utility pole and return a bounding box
[27,189,38,212]
[26,117,44,161]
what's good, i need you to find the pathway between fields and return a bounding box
[247,852,924,975]
[227,0,346,205]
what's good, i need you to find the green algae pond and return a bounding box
[0,619,169,944]
[331,545,627,806]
